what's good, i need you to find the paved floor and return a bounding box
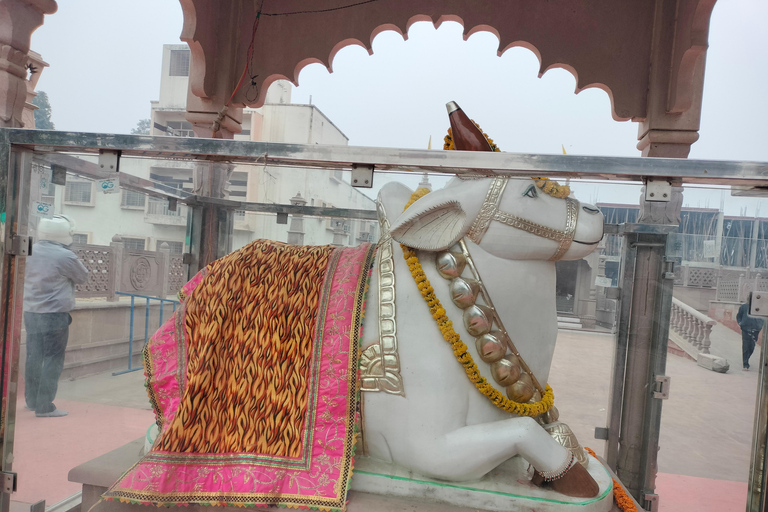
[9,329,759,511]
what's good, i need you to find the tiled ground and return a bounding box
[9,328,757,511]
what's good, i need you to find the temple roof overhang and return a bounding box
[180,0,717,129]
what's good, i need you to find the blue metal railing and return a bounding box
[112,292,179,376]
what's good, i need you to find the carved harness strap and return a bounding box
[466,178,579,262]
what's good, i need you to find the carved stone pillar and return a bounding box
[635,0,715,158]
[0,0,57,128]
[188,161,236,270]
[286,192,307,245]
[108,235,124,302]
[21,49,46,127]
[331,219,347,247]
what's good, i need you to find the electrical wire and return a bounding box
[261,0,380,17]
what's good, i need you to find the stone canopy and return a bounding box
[179,0,717,157]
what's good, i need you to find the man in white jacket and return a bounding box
[23,216,88,417]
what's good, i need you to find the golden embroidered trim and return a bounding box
[359,200,405,396]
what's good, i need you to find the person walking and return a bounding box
[737,300,765,371]
[23,215,88,417]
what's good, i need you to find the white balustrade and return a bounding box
[670,297,715,355]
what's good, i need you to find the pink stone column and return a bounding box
[0,0,57,128]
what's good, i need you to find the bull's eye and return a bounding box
[523,185,538,198]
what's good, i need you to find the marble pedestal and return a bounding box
[73,438,617,512]
[350,455,615,512]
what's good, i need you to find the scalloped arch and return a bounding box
[181,0,716,126]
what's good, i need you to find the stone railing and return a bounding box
[670,297,716,355]
[715,273,768,303]
[72,238,186,300]
[673,265,718,288]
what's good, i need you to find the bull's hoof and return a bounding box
[532,460,600,498]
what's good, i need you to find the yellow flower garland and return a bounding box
[401,188,554,417]
[443,124,571,199]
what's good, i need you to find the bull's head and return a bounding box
[389,177,604,261]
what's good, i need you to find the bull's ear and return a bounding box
[389,178,492,251]
[389,198,468,251]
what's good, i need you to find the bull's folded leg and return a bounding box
[531,457,601,498]
[393,416,598,497]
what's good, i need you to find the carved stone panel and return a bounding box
[119,250,166,297]
[72,245,114,298]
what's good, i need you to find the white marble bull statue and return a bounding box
[359,175,605,498]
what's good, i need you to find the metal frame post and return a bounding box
[747,310,768,510]
[603,225,676,510]
[0,148,33,509]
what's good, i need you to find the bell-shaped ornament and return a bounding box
[463,304,494,336]
[475,331,508,363]
[507,379,535,403]
[450,277,481,309]
[435,251,466,279]
[490,356,522,387]
[518,372,533,387]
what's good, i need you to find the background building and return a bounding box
[41,44,376,254]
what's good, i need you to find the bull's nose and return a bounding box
[582,205,600,215]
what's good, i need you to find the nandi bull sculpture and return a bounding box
[105,112,606,511]
[360,173,605,499]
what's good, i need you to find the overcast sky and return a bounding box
[28,0,768,215]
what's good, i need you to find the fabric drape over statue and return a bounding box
[103,240,376,511]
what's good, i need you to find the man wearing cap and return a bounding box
[737,300,765,371]
[23,215,88,417]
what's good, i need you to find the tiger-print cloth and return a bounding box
[156,240,335,456]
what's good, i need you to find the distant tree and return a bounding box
[131,119,151,135]
[32,91,55,130]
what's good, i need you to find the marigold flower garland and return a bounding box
[443,125,571,199]
[584,447,637,512]
[401,188,554,417]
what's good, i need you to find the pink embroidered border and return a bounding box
[103,243,375,511]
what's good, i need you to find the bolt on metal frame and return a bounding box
[1,129,768,511]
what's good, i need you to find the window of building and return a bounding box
[64,181,93,205]
[169,50,190,77]
[147,198,182,217]
[121,189,146,209]
[72,233,89,245]
[122,237,146,251]
[234,210,246,221]
[167,121,195,137]
[157,240,184,254]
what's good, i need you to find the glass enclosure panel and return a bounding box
[4,140,765,512]
[13,151,187,505]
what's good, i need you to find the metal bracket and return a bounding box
[594,427,609,440]
[750,292,768,318]
[653,375,671,399]
[351,164,374,188]
[642,492,659,512]
[644,178,672,202]
[7,235,32,256]
[1,471,17,493]
[662,258,676,280]
[98,149,121,173]
[182,253,193,265]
